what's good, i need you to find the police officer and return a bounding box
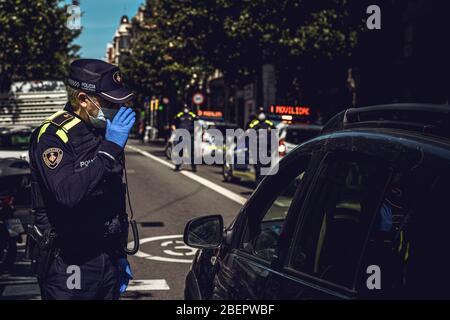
[247,110,275,131]
[28,59,136,300]
[247,111,275,183]
[171,105,197,172]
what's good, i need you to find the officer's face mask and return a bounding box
[86,96,120,128]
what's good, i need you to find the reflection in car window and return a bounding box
[290,154,388,289]
[358,172,412,297]
[240,157,310,263]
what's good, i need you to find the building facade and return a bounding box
[105,15,132,65]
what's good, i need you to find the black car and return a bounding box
[0,158,30,205]
[184,104,450,300]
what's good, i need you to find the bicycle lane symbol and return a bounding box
[128,235,197,264]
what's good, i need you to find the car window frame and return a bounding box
[231,146,321,268]
[280,150,392,295]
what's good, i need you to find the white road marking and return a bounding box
[128,235,197,264]
[127,145,174,169]
[126,279,170,291]
[126,145,247,205]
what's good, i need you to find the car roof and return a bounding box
[287,124,323,131]
[322,103,450,143]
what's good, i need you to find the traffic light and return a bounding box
[158,104,164,111]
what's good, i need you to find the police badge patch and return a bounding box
[113,71,122,84]
[43,148,64,169]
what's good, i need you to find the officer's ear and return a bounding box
[77,92,89,110]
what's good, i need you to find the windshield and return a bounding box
[0,132,31,150]
[286,129,320,145]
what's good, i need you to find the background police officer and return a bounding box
[171,105,197,172]
[247,111,275,183]
[28,59,136,300]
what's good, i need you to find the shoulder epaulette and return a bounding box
[38,111,82,144]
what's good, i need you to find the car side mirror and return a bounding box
[183,215,224,249]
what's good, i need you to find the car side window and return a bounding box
[289,153,389,289]
[240,155,311,263]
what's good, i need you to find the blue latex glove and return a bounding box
[106,107,136,148]
[379,202,393,232]
[118,258,133,294]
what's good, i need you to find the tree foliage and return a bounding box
[122,0,364,103]
[0,0,80,91]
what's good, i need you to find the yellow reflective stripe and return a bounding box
[49,110,66,120]
[37,113,78,144]
[189,112,196,117]
[398,230,404,252]
[61,117,81,131]
[404,242,410,262]
[249,120,259,128]
[265,120,274,126]
[56,129,69,143]
[176,112,183,117]
[41,110,65,125]
[37,123,51,142]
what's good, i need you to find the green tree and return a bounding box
[123,0,364,110]
[122,0,216,107]
[0,0,80,92]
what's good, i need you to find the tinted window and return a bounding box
[290,153,389,288]
[240,155,311,262]
[286,128,320,145]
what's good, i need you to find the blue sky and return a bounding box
[64,0,144,59]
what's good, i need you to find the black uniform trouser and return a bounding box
[39,250,120,300]
[254,133,273,182]
[174,134,197,170]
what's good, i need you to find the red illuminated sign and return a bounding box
[198,110,223,118]
[270,105,311,116]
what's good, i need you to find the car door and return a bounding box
[264,150,392,299]
[211,148,317,300]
